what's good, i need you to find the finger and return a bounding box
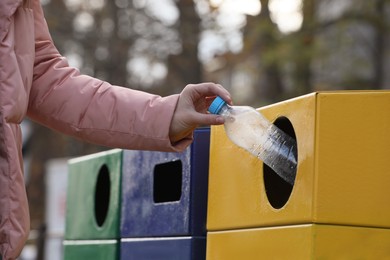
[194,83,232,105]
[190,112,225,126]
[215,84,233,104]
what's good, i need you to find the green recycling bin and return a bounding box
[63,239,119,260]
[65,149,122,239]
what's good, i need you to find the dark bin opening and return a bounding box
[94,164,111,227]
[263,116,297,209]
[153,160,183,203]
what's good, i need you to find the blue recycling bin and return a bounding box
[120,128,210,237]
[120,237,206,260]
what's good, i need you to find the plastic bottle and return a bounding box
[208,96,297,185]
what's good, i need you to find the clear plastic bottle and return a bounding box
[208,96,297,185]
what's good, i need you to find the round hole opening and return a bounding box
[94,164,111,227]
[263,116,298,209]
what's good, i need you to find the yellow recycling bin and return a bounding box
[207,91,390,231]
[206,224,390,259]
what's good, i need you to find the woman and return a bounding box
[0,0,231,258]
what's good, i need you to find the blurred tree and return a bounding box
[162,0,202,95]
[243,0,284,104]
[239,0,318,103]
[46,0,133,86]
[373,0,386,89]
[89,0,131,86]
[238,0,390,101]
[287,0,315,96]
[309,0,390,90]
[354,0,389,89]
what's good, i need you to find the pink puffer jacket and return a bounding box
[0,0,191,259]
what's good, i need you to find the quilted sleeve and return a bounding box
[27,0,192,152]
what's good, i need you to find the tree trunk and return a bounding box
[162,0,202,95]
[243,0,284,104]
[293,0,315,95]
[373,0,386,89]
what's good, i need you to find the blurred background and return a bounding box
[20,0,390,259]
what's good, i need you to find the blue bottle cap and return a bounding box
[208,96,226,114]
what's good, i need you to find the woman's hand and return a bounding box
[169,82,232,144]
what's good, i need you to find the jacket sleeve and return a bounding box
[27,0,192,152]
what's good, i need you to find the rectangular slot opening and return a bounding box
[153,160,182,203]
